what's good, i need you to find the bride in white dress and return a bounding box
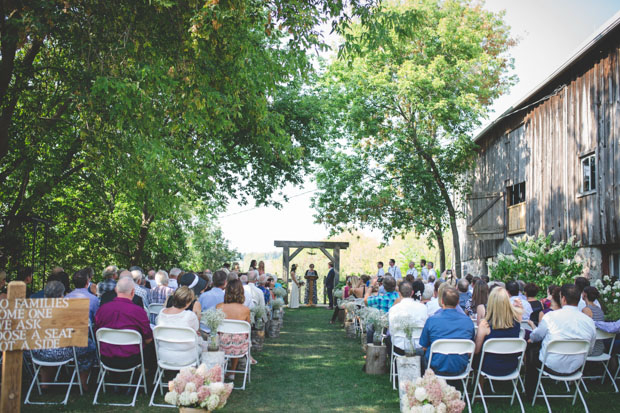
[289,264,300,308]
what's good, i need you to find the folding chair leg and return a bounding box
[575,380,589,413]
[604,363,619,392]
[539,381,552,413]
[461,379,472,413]
[513,379,525,413]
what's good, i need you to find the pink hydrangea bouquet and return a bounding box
[164,364,233,411]
[400,369,465,413]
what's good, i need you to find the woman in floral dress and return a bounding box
[216,279,251,380]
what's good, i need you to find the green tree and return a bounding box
[314,0,516,276]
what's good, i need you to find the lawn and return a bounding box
[19,307,620,412]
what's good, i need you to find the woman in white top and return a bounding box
[289,264,300,308]
[156,286,204,366]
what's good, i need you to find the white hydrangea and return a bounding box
[422,404,436,413]
[189,392,198,404]
[614,299,618,304]
[196,363,209,377]
[436,403,447,413]
[604,275,611,282]
[414,387,428,402]
[164,390,178,406]
[178,391,191,406]
[210,381,225,394]
[185,382,196,393]
[206,394,220,411]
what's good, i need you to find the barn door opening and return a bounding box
[466,192,505,240]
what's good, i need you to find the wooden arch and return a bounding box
[273,240,349,289]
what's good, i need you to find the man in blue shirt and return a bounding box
[199,270,227,311]
[457,279,471,312]
[65,268,99,324]
[419,287,474,375]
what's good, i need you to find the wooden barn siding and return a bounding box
[463,45,620,261]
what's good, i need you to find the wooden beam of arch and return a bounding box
[289,247,304,261]
[319,247,335,263]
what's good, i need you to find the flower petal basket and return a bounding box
[399,369,465,413]
[165,364,233,412]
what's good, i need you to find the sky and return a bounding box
[220,0,620,254]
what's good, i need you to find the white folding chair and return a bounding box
[149,326,201,407]
[428,339,475,413]
[93,328,147,406]
[389,327,423,390]
[472,338,527,413]
[148,303,165,324]
[531,339,590,413]
[24,347,83,405]
[218,319,252,390]
[582,329,618,392]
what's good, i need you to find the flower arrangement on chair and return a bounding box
[251,303,267,329]
[273,286,287,298]
[271,298,285,318]
[343,301,358,321]
[400,369,465,413]
[164,364,233,412]
[201,308,227,351]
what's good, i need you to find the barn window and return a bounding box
[507,182,525,206]
[581,154,596,193]
[610,251,620,278]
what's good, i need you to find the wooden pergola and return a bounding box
[273,240,350,289]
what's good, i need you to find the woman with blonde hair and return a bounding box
[350,275,367,298]
[474,287,522,376]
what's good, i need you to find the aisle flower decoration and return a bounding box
[271,297,285,316]
[362,307,388,344]
[201,308,226,351]
[251,303,267,328]
[391,314,422,356]
[164,364,233,411]
[343,301,358,320]
[400,369,465,413]
[333,288,344,308]
[273,286,287,298]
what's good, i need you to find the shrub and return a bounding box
[489,232,582,294]
[593,275,620,321]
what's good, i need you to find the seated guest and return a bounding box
[350,275,368,298]
[430,282,468,317]
[17,266,34,297]
[465,274,474,293]
[149,270,174,305]
[168,268,182,290]
[65,269,99,324]
[466,281,488,324]
[481,275,490,284]
[524,283,543,327]
[388,281,428,354]
[506,281,532,321]
[457,279,471,312]
[131,268,150,307]
[97,265,118,298]
[421,283,434,304]
[31,271,71,299]
[427,274,436,285]
[364,276,399,343]
[100,271,145,307]
[81,266,98,296]
[474,287,521,376]
[419,287,475,375]
[538,286,561,326]
[425,280,443,316]
[541,284,557,311]
[257,274,271,304]
[246,270,265,308]
[200,270,227,311]
[31,281,97,391]
[95,277,153,369]
[147,269,157,289]
[156,287,205,365]
[576,276,601,311]
[581,286,605,356]
[216,279,252,380]
[167,272,204,321]
[528,284,596,375]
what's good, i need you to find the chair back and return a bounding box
[595,328,615,340]
[481,337,527,355]
[545,339,589,356]
[96,328,142,347]
[520,321,532,331]
[153,325,198,345]
[217,319,251,335]
[429,339,475,355]
[149,303,164,316]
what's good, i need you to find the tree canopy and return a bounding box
[313,0,516,275]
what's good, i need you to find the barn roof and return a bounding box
[474,10,620,143]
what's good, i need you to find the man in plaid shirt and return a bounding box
[97,265,118,299]
[364,275,399,343]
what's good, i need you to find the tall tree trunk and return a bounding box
[412,141,462,278]
[433,226,446,273]
[130,204,154,266]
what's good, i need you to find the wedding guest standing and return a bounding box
[326,262,336,310]
[387,259,402,281]
[376,261,385,277]
[420,259,429,281]
[406,261,418,279]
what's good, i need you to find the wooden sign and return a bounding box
[0,296,89,351]
[1,282,90,413]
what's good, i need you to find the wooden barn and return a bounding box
[459,12,620,279]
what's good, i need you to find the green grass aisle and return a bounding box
[222,307,400,413]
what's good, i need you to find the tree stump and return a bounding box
[337,308,345,323]
[365,344,388,375]
[267,320,280,338]
[251,328,265,352]
[344,320,356,338]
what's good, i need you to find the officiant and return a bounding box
[304,264,318,305]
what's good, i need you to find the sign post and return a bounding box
[0,281,89,412]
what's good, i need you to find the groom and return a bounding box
[325,262,335,309]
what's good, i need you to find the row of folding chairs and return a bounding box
[390,331,618,413]
[23,320,252,407]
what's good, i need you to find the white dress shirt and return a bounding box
[406,267,418,278]
[388,298,428,351]
[426,297,440,316]
[427,269,437,279]
[168,278,178,291]
[377,267,385,277]
[247,283,265,308]
[529,305,596,374]
[421,267,429,281]
[510,295,533,321]
[388,265,402,280]
[242,284,256,309]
